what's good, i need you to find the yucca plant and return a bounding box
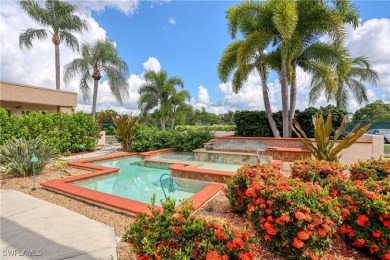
[0,136,57,177]
[293,113,370,162]
[112,114,140,151]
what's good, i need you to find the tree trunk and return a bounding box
[160,116,165,130]
[281,60,289,138]
[261,78,281,138]
[91,79,99,120]
[171,117,175,130]
[55,43,60,90]
[288,64,297,137]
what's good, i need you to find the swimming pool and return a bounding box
[74,156,209,207]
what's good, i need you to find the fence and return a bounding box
[346,121,390,132]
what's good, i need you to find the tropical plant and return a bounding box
[309,55,379,110]
[0,136,57,177]
[349,158,390,181]
[64,38,129,120]
[112,114,140,152]
[123,196,257,259]
[19,0,89,90]
[168,89,191,129]
[138,70,184,130]
[219,1,281,138]
[293,113,370,162]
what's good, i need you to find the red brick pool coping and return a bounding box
[41,152,223,216]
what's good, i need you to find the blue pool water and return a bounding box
[73,156,208,207]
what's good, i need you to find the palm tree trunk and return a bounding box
[160,116,165,130]
[288,65,297,137]
[261,78,281,138]
[91,79,99,120]
[55,43,60,90]
[281,60,289,138]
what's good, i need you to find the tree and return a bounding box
[168,89,191,129]
[219,1,281,137]
[19,0,89,90]
[138,70,184,130]
[309,55,379,110]
[353,100,390,121]
[96,109,119,124]
[64,38,129,120]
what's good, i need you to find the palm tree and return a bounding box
[19,0,89,90]
[219,1,281,137]
[309,55,379,110]
[138,70,184,130]
[168,89,191,129]
[63,38,129,120]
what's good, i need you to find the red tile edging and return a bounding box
[41,152,223,216]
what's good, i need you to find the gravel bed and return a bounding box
[0,154,376,260]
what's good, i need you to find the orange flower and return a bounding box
[295,211,306,221]
[352,238,365,247]
[212,222,222,230]
[241,231,251,240]
[263,222,277,236]
[356,215,369,226]
[206,250,221,260]
[226,242,234,251]
[297,230,312,241]
[264,234,271,241]
[372,231,381,238]
[293,238,304,249]
[365,191,380,200]
[316,228,326,238]
[238,252,254,260]
[233,237,245,249]
[215,229,227,241]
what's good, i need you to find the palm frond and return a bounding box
[19,29,49,51]
[59,30,79,52]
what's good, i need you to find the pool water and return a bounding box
[74,156,208,207]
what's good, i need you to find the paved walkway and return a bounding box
[60,145,122,161]
[0,190,117,260]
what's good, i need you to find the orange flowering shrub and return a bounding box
[333,179,390,259]
[349,158,390,181]
[224,163,282,213]
[291,159,346,183]
[245,178,340,259]
[123,196,257,260]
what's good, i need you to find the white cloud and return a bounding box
[74,0,139,16]
[168,17,176,25]
[345,18,390,102]
[198,86,209,104]
[142,57,161,72]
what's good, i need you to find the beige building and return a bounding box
[0,81,77,115]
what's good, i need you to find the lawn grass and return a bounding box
[385,144,390,150]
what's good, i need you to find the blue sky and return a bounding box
[1,0,389,114]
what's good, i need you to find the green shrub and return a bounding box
[349,158,390,181]
[175,125,236,132]
[123,196,257,260]
[0,109,99,155]
[131,126,212,152]
[290,159,346,184]
[0,136,57,177]
[333,179,390,259]
[224,163,282,214]
[246,179,340,259]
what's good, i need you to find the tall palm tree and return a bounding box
[63,38,129,120]
[138,70,184,130]
[219,1,281,137]
[168,89,191,129]
[309,55,379,110]
[19,0,89,90]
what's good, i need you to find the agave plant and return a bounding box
[293,113,370,162]
[0,136,57,177]
[112,114,140,151]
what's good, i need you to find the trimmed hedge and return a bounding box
[234,105,347,137]
[131,126,212,152]
[175,125,236,132]
[0,109,99,155]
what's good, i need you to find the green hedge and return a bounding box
[131,126,212,152]
[0,109,99,155]
[175,125,235,132]
[234,105,347,138]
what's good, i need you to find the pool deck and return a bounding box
[41,152,224,216]
[0,190,117,259]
